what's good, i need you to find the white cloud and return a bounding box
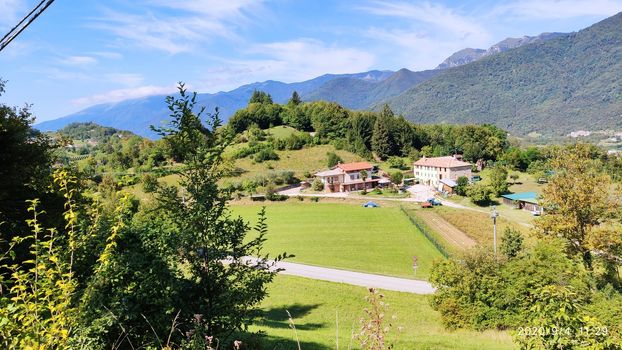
[71,85,177,107]
[493,0,622,19]
[360,1,490,42]
[0,0,26,28]
[60,55,98,66]
[105,73,144,87]
[255,39,374,73]
[193,39,376,92]
[365,27,462,70]
[90,51,123,60]
[90,1,264,54]
[358,1,493,70]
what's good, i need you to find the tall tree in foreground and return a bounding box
[534,143,620,271]
[0,79,62,263]
[153,83,289,341]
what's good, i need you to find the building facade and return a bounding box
[413,156,472,189]
[315,162,378,192]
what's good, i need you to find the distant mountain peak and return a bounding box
[435,32,566,69]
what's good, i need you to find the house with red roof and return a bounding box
[315,161,378,192]
[413,156,472,190]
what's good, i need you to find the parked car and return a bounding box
[362,201,380,208]
[421,201,433,208]
[427,198,443,206]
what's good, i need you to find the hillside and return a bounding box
[386,13,622,136]
[304,68,441,110]
[35,70,393,138]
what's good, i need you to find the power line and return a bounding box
[0,0,56,53]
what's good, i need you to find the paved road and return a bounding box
[244,258,436,294]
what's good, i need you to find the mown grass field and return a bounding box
[250,275,515,350]
[231,202,444,279]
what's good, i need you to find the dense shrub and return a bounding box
[254,148,279,162]
[467,182,493,205]
[141,173,158,193]
[326,151,343,168]
[312,178,324,191]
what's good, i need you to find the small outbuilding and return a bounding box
[438,179,457,193]
[501,192,543,214]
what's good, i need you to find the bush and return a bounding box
[389,171,404,185]
[501,228,523,259]
[387,156,407,169]
[489,165,509,196]
[254,148,279,162]
[326,151,343,168]
[141,173,159,193]
[312,178,324,191]
[467,182,493,205]
[285,133,311,150]
[454,176,469,196]
[310,196,320,202]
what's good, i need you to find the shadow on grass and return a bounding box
[237,332,333,350]
[254,303,325,331]
[473,199,501,207]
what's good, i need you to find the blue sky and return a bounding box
[1,0,621,122]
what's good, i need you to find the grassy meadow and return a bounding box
[231,201,444,279]
[249,275,515,350]
[434,206,531,245]
[230,144,364,182]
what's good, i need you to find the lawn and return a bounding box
[231,202,444,279]
[230,144,365,182]
[249,275,515,350]
[266,125,301,139]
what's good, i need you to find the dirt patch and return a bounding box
[414,210,477,250]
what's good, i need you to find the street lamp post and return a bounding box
[491,206,499,258]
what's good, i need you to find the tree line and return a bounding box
[228,90,509,163]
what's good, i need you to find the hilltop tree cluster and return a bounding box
[228,90,509,162]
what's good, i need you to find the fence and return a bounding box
[399,206,450,258]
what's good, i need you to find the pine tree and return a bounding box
[371,105,394,160]
[288,91,301,105]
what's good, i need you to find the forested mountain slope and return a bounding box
[385,13,622,136]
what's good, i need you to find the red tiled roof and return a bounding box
[336,161,373,172]
[413,156,471,168]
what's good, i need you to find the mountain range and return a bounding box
[35,13,622,137]
[385,12,622,136]
[435,33,566,69]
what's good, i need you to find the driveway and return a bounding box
[242,257,435,294]
[405,184,436,202]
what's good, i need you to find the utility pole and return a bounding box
[491,206,499,258]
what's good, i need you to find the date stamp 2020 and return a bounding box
[517,326,609,337]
